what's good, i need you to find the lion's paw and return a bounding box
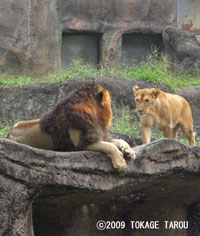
[123,147,136,160]
[112,152,127,171]
[112,158,127,171]
[119,144,136,160]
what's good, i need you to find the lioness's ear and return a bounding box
[133,85,139,93]
[151,88,160,98]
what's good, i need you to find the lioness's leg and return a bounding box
[141,125,151,144]
[86,141,127,170]
[163,126,172,138]
[180,122,195,146]
[172,124,180,139]
[188,131,195,146]
[111,139,136,159]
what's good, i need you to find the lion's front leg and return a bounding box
[111,139,136,160]
[86,141,127,171]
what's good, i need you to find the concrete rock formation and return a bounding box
[0,0,176,75]
[163,26,200,72]
[1,1,200,76]
[0,138,200,236]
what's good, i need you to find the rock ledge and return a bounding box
[0,138,200,236]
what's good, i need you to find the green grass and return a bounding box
[110,107,138,137]
[0,124,11,138]
[0,50,200,88]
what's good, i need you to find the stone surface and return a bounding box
[1,77,200,134]
[0,0,61,76]
[163,26,200,72]
[178,86,200,135]
[0,138,200,236]
[0,82,58,123]
[0,0,176,75]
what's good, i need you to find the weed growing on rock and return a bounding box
[0,124,11,138]
[0,50,200,88]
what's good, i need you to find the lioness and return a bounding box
[8,84,136,170]
[133,85,195,146]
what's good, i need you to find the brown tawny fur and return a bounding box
[133,85,195,146]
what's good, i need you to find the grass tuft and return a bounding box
[0,124,11,138]
[0,50,200,88]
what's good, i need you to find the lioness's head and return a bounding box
[133,85,160,116]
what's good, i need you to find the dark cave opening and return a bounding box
[61,33,101,70]
[122,33,163,65]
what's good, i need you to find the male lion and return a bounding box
[133,85,195,146]
[7,84,135,170]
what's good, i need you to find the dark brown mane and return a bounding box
[40,83,111,151]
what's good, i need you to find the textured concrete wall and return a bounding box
[0,0,61,76]
[0,0,177,76]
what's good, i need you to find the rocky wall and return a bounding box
[163,26,200,72]
[0,138,200,236]
[0,0,176,75]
